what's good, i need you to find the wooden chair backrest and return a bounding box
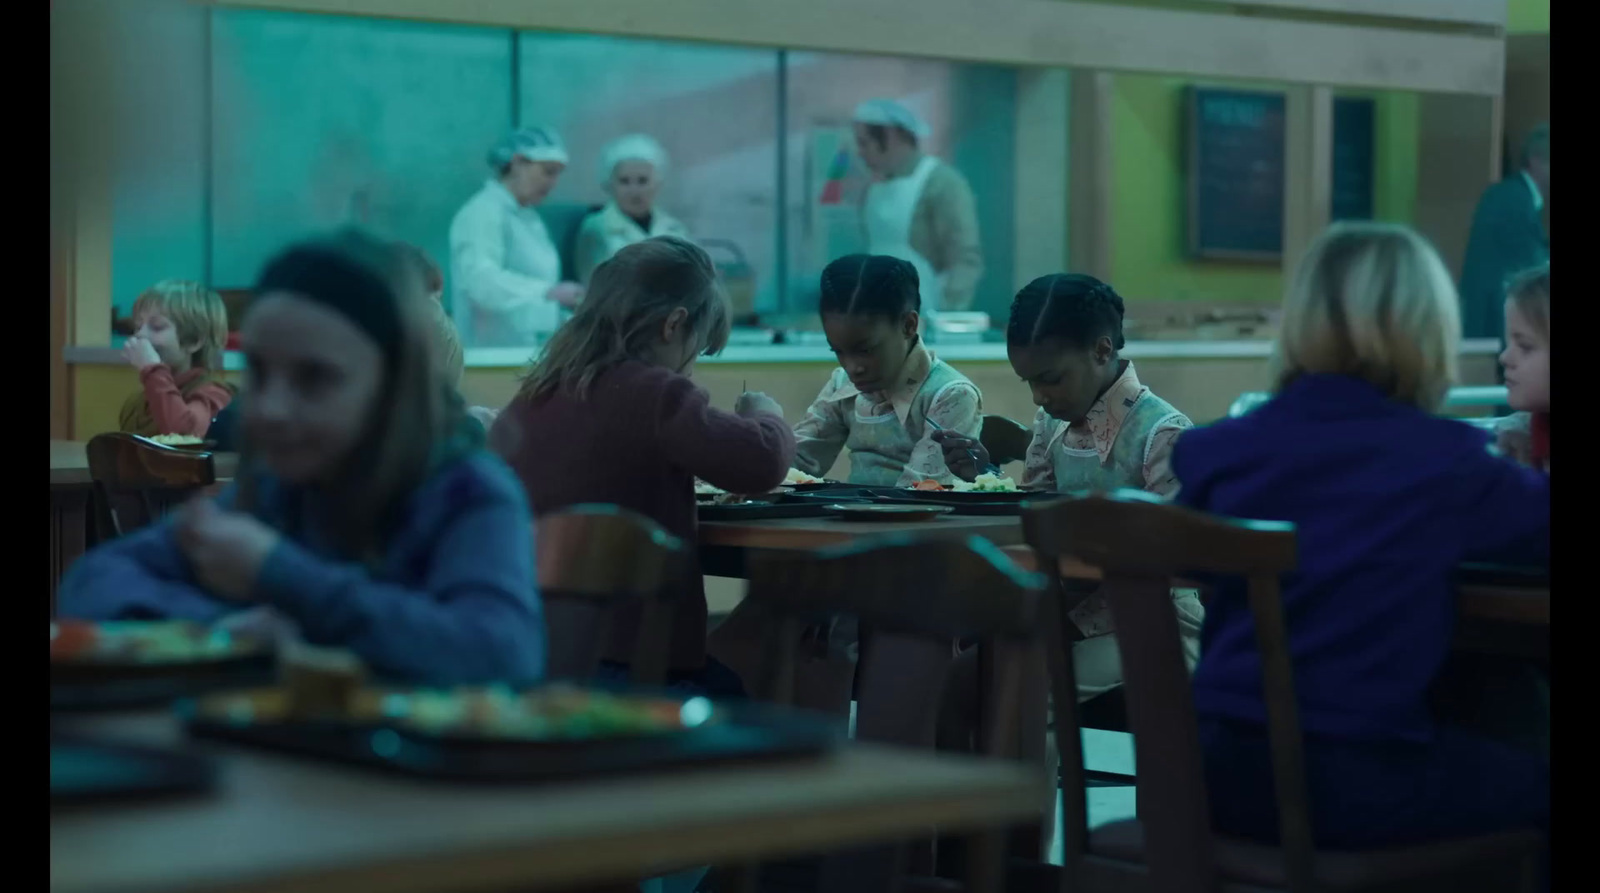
[749,535,1046,893]
[535,504,685,687]
[979,414,1032,467]
[1022,490,1303,893]
[748,534,1044,755]
[85,433,217,539]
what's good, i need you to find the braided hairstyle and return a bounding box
[818,254,922,321]
[1006,273,1125,351]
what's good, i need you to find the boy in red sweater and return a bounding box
[117,281,235,437]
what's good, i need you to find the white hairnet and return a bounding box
[852,99,930,139]
[600,134,669,186]
[487,126,569,170]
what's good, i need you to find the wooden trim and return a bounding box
[1185,0,1505,29]
[1414,92,1503,280]
[1014,69,1070,289]
[54,0,116,350]
[1281,85,1333,278]
[206,0,1505,95]
[1067,70,1114,281]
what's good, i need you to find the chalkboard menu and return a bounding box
[1186,88,1376,260]
[1187,88,1286,261]
[1331,97,1375,222]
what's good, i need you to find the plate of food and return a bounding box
[185,683,838,783]
[827,504,954,522]
[51,620,277,710]
[695,486,791,505]
[902,474,1042,503]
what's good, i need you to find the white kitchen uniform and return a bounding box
[449,179,563,348]
[862,155,944,325]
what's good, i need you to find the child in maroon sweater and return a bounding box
[118,281,236,437]
[491,236,795,694]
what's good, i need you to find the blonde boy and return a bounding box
[118,280,235,437]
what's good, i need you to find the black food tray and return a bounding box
[782,488,1028,516]
[896,488,1046,504]
[51,735,215,807]
[699,502,844,521]
[52,651,279,713]
[185,701,839,784]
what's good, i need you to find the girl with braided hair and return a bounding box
[791,254,982,486]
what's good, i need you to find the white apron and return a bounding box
[863,155,943,323]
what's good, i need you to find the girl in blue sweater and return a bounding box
[59,230,546,686]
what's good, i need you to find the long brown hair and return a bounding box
[235,229,465,565]
[520,235,729,401]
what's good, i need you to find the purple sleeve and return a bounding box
[254,462,546,686]
[56,485,241,624]
[656,375,797,494]
[1451,445,1550,567]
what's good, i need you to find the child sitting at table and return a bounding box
[791,254,982,486]
[1494,264,1550,472]
[491,235,795,697]
[933,273,1203,704]
[117,280,236,438]
[59,229,545,687]
[1171,222,1549,876]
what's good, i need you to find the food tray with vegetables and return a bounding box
[897,475,1048,509]
[185,684,838,783]
[781,483,1038,515]
[51,621,278,711]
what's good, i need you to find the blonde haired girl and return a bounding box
[1496,264,1550,471]
[1271,221,1461,411]
[1171,221,1549,879]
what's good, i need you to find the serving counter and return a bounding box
[62,338,1503,442]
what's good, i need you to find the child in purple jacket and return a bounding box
[1172,223,1548,880]
[59,230,546,687]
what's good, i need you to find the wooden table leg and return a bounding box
[51,486,91,617]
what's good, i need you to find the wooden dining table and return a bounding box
[50,712,1046,893]
[698,514,1550,636]
[699,514,1024,578]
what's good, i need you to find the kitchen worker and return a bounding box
[853,98,984,319]
[573,134,691,284]
[449,126,584,348]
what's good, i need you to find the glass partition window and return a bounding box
[209,10,514,296]
[515,33,780,316]
[104,8,1065,349]
[782,52,1019,324]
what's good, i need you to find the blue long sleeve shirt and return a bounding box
[58,450,546,687]
[1173,375,1549,742]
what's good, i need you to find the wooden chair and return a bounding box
[85,433,216,540]
[979,415,1032,467]
[1023,490,1542,893]
[535,505,685,687]
[740,535,1048,893]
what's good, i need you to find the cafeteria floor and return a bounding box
[707,578,1139,866]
